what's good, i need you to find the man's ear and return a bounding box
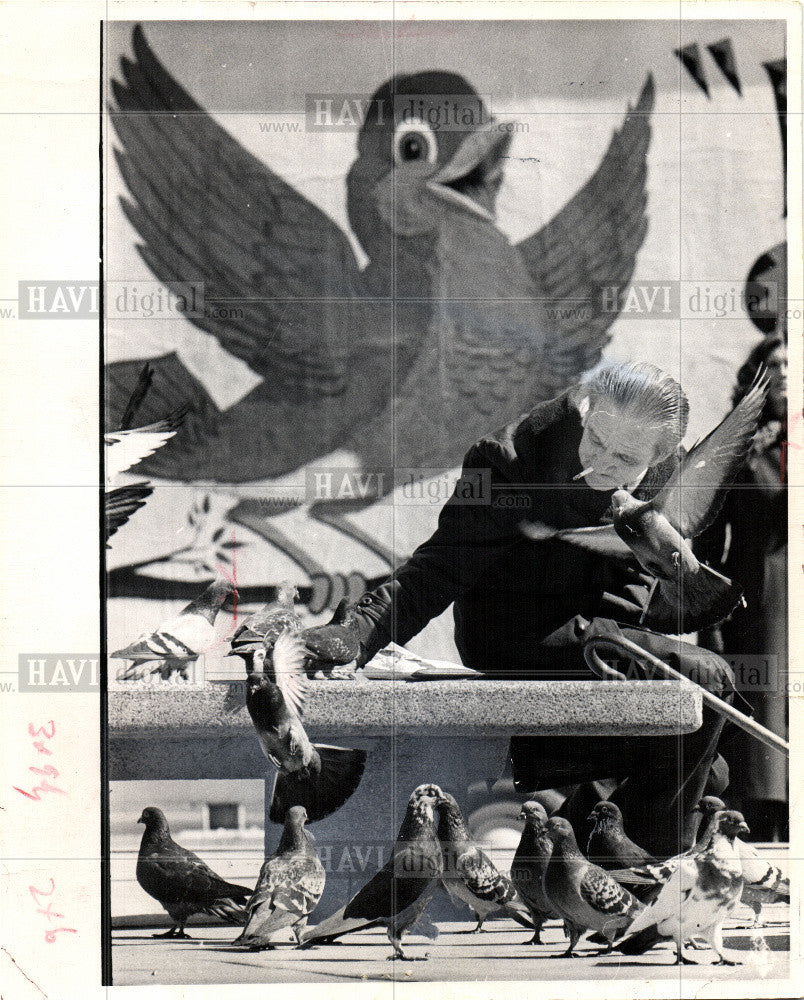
[570,384,591,421]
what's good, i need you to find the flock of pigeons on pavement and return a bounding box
[135,792,788,964]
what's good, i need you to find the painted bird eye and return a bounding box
[393,119,438,166]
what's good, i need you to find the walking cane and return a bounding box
[583,634,789,757]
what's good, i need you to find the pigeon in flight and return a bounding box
[110,577,233,676]
[586,801,657,871]
[235,805,325,949]
[106,24,653,541]
[136,806,251,938]
[542,816,643,956]
[617,810,749,964]
[521,374,768,632]
[509,800,560,944]
[242,630,366,822]
[434,791,533,933]
[227,581,302,660]
[300,784,444,960]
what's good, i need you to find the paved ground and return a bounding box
[113,908,789,985]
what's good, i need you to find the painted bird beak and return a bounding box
[586,812,597,824]
[427,122,512,219]
[137,814,145,823]
[739,822,751,836]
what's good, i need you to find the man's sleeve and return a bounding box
[350,444,524,666]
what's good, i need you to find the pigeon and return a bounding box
[617,810,749,964]
[301,600,362,667]
[110,577,233,675]
[693,796,789,926]
[586,801,657,871]
[542,816,643,956]
[136,806,251,938]
[235,806,325,949]
[521,374,768,632]
[107,24,652,545]
[243,630,366,823]
[434,791,534,933]
[227,581,302,660]
[300,784,445,960]
[104,361,187,545]
[510,800,560,944]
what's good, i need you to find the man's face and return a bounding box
[577,401,665,491]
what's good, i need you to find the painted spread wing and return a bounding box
[105,482,152,542]
[516,76,653,393]
[579,865,641,917]
[110,24,365,393]
[105,408,187,480]
[656,373,769,537]
[270,630,310,718]
[520,521,633,560]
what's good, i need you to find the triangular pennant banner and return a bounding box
[707,39,741,95]
[674,43,710,97]
[764,59,787,216]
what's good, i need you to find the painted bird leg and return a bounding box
[292,919,309,945]
[152,926,177,938]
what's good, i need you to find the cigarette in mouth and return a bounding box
[573,467,595,481]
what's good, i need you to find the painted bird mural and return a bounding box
[106,24,655,592]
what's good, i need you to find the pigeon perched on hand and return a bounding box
[228,581,302,660]
[521,374,768,632]
[434,791,533,933]
[586,801,657,871]
[510,800,560,944]
[617,810,748,964]
[694,796,789,926]
[542,816,643,956]
[235,806,325,949]
[111,577,233,675]
[301,600,361,669]
[136,806,251,938]
[243,630,366,823]
[300,784,444,960]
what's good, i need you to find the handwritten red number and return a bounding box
[28,721,55,739]
[30,879,55,902]
[45,928,77,943]
[14,780,66,800]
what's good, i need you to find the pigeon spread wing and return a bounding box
[656,374,769,538]
[271,630,310,718]
[516,76,654,395]
[520,521,634,560]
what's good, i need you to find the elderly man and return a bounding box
[329,362,736,856]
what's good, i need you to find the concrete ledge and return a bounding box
[110,679,702,738]
[108,679,702,781]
